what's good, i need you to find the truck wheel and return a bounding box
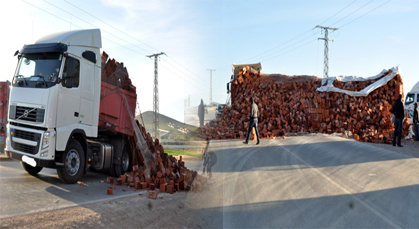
[21,161,43,175]
[110,146,131,177]
[57,139,85,184]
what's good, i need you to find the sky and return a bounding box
[0,0,418,123]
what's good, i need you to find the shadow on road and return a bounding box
[207,137,415,173]
[193,183,419,228]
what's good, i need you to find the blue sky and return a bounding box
[1,0,418,123]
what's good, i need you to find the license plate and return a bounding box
[22,155,37,167]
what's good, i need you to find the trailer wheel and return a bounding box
[111,145,131,177]
[21,161,43,175]
[57,139,85,184]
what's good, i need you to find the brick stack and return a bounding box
[101,51,136,93]
[202,66,410,144]
[105,120,205,194]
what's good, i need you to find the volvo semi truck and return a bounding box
[6,29,137,184]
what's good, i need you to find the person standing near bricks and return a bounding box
[413,102,419,141]
[243,96,260,145]
[391,94,405,147]
[198,99,205,127]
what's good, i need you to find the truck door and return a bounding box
[56,56,81,129]
[80,61,94,126]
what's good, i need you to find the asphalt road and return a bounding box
[192,135,419,228]
[0,157,201,219]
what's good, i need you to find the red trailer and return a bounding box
[0,81,10,154]
[98,81,136,136]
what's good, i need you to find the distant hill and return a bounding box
[136,111,198,132]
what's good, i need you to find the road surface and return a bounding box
[189,135,419,228]
[0,156,201,220]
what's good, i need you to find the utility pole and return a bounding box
[315,25,338,78]
[207,69,215,105]
[147,52,165,140]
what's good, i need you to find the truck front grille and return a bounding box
[10,129,41,155]
[13,142,36,155]
[15,129,41,142]
[10,105,45,123]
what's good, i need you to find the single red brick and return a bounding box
[107,188,113,195]
[132,165,139,171]
[150,183,155,190]
[160,183,167,192]
[135,181,141,189]
[169,181,174,187]
[107,177,114,184]
[167,185,174,194]
[141,182,147,189]
[116,178,123,186]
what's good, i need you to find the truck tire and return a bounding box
[57,139,85,184]
[110,145,131,177]
[21,161,43,175]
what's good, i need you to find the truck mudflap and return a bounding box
[6,150,63,169]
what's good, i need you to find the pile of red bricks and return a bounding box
[101,51,136,93]
[106,121,205,195]
[202,66,410,144]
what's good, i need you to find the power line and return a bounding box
[166,56,208,83]
[56,0,208,90]
[63,0,160,54]
[318,0,358,26]
[159,62,207,92]
[43,0,150,55]
[339,0,391,28]
[257,39,318,63]
[22,0,83,29]
[23,0,207,95]
[162,59,209,89]
[329,0,374,27]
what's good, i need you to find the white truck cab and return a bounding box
[5,29,130,183]
[405,81,419,124]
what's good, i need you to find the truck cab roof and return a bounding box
[35,29,102,49]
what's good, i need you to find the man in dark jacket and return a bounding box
[198,99,205,127]
[414,102,418,141]
[391,94,405,147]
[243,96,260,145]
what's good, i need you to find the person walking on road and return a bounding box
[243,96,260,145]
[198,99,205,127]
[413,102,419,141]
[391,94,405,147]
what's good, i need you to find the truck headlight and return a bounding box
[42,131,50,150]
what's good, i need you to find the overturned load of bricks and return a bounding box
[202,66,410,144]
[101,51,136,93]
[106,123,207,196]
[101,52,205,195]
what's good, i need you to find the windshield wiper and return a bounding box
[15,75,28,86]
[33,75,48,87]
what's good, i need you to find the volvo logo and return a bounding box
[23,110,29,117]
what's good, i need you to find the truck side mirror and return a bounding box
[62,76,74,88]
[14,50,19,56]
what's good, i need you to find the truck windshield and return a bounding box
[13,52,62,88]
[405,93,415,105]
